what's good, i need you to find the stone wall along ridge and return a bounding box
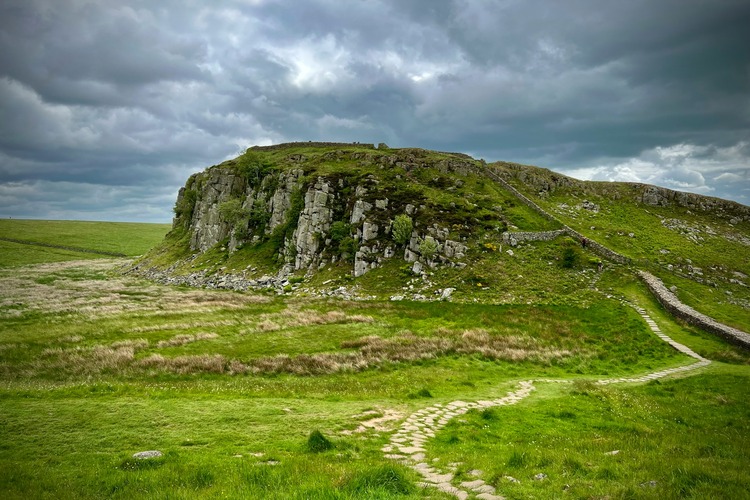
[483,166,631,264]
[502,230,566,245]
[249,141,376,152]
[638,271,750,349]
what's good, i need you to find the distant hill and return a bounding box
[135,142,750,334]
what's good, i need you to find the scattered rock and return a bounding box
[640,480,658,487]
[506,249,514,256]
[604,450,620,455]
[440,288,455,300]
[133,450,162,459]
[580,200,600,212]
[533,473,547,481]
[503,475,520,484]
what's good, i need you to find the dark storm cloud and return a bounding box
[0,0,748,222]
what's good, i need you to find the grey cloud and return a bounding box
[0,0,748,222]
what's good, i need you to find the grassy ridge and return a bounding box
[0,219,170,267]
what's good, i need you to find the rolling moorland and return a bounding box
[1,143,749,499]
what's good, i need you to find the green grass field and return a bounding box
[0,219,171,267]
[1,221,749,498]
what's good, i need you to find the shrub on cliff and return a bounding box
[419,236,438,260]
[392,215,413,246]
[218,199,249,224]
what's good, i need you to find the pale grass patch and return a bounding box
[343,408,404,435]
[257,319,282,332]
[131,320,234,333]
[156,332,219,348]
[0,259,269,318]
[110,339,149,350]
[138,353,229,374]
[253,308,375,333]
[250,328,582,375]
[249,352,369,375]
[38,345,140,375]
[37,339,149,375]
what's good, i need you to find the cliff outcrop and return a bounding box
[168,144,481,280]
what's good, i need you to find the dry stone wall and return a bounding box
[502,230,566,246]
[249,142,376,152]
[484,167,631,264]
[638,271,750,348]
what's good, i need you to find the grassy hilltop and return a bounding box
[1,145,749,498]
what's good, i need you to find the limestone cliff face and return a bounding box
[172,145,474,278]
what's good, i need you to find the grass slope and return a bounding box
[498,172,750,333]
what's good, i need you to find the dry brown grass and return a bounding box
[37,339,149,375]
[256,319,282,332]
[156,332,219,348]
[250,328,581,376]
[138,353,240,374]
[253,308,374,333]
[130,320,235,333]
[0,259,269,319]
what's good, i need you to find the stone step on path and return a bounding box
[382,305,711,499]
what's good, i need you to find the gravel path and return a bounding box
[382,305,711,499]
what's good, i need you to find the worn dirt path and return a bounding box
[382,304,711,499]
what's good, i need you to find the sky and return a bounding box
[1,0,749,223]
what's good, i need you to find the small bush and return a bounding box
[339,236,357,262]
[219,199,250,224]
[392,215,413,246]
[236,151,275,185]
[345,465,414,495]
[419,236,438,260]
[249,204,271,229]
[507,450,526,468]
[306,430,333,453]
[173,188,198,222]
[330,221,351,242]
[480,408,498,421]
[407,388,433,399]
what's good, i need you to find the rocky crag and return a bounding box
[150,143,493,284]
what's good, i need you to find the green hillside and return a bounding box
[492,162,750,332]
[1,145,749,499]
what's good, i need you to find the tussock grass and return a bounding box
[139,353,229,374]
[156,332,219,348]
[130,320,236,333]
[251,329,581,376]
[254,308,375,332]
[38,339,149,375]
